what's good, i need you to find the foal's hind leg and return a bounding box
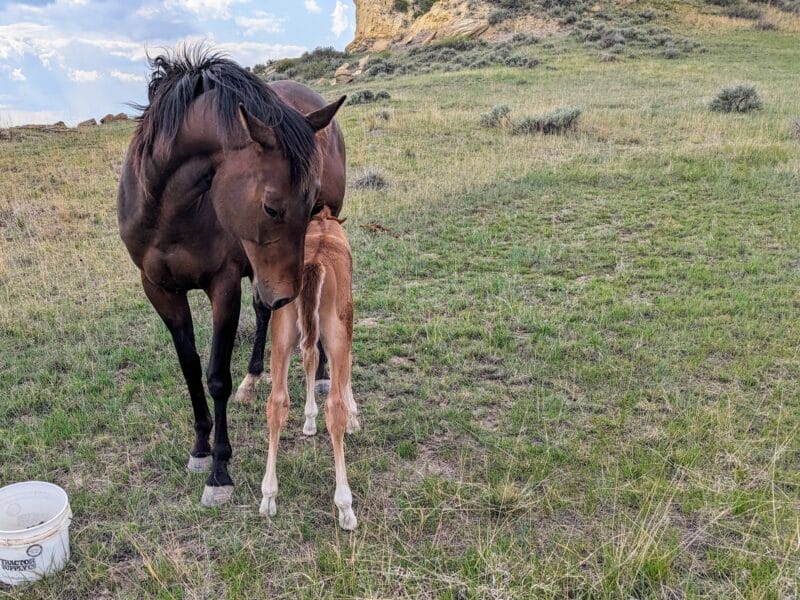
[235,291,271,403]
[323,332,357,530]
[302,340,320,436]
[141,275,213,473]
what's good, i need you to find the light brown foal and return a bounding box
[260,207,360,530]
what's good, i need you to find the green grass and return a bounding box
[2,28,800,598]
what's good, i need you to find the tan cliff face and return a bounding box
[346,0,563,53]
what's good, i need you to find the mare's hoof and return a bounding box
[314,379,331,394]
[259,495,277,517]
[303,419,317,436]
[235,373,261,403]
[338,509,358,531]
[187,455,212,473]
[201,485,234,507]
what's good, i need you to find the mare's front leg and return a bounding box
[235,289,271,403]
[200,275,241,507]
[141,275,213,474]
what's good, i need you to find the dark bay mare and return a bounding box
[117,46,346,506]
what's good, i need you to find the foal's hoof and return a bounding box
[259,495,277,517]
[314,379,331,394]
[235,373,261,403]
[187,455,212,473]
[201,485,234,507]
[303,419,317,436]
[338,509,358,531]
[346,414,361,435]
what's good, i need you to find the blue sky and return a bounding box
[0,0,355,125]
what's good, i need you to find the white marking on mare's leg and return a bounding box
[234,372,261,403]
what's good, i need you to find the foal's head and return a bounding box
[210,98,345,310]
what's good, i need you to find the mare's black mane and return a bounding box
[131,44,317,190]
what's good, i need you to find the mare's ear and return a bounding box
[306,96,346,132]
[238,103,277,148]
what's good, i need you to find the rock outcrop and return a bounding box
[347,0,561,52]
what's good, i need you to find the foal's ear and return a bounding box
[238,103,277,149]
[305,95,346,132]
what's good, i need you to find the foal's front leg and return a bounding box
[200,276,241,507]
[260,307,297,517]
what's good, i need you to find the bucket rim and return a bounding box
[0,481,70,536]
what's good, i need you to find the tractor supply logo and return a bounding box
[27,544,43,557]
[1,557,37,571]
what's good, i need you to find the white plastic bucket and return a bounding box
[0,481,72,586]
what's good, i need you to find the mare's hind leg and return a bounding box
[235,290,271,403]
[141,275,213,473]
[260,306,297,517]
[314,341,331,393]
[200,275,241,507]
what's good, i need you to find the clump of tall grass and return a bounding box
[511,106,581,135]
[709,85,763,112]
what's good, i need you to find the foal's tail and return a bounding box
[299,263,325,353]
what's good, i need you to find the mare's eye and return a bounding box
[263,205,279,219]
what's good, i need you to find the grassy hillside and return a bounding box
[1,26,799,598]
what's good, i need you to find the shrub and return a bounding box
[480,105,511,128]
[662,44,680,58]
[709,85,763,112]
[724,3,763,18]
[790,117,800,139]
[352,168,388,190]
[503,55,540,67]
[347,90,391,105]
[511,106,581,134]
[393,0,409,11]
[753,18,778,29]
[489,8,511,24]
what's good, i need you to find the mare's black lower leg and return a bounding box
[248,294,271,375]
[315,340,330,388]
[235,287,271,402]
[141,276,212,471]
[201,276,241,506]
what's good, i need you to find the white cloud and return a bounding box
[304,0,321,13]
[235,14,284,35]
[10,68,26,81]
[110,70,146,83]
[331,0,349,37]
[0,23,145,67]
[68,69,98,82]
[165,0,247,20]
[0,109,62,127]
[214,41,306,66]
